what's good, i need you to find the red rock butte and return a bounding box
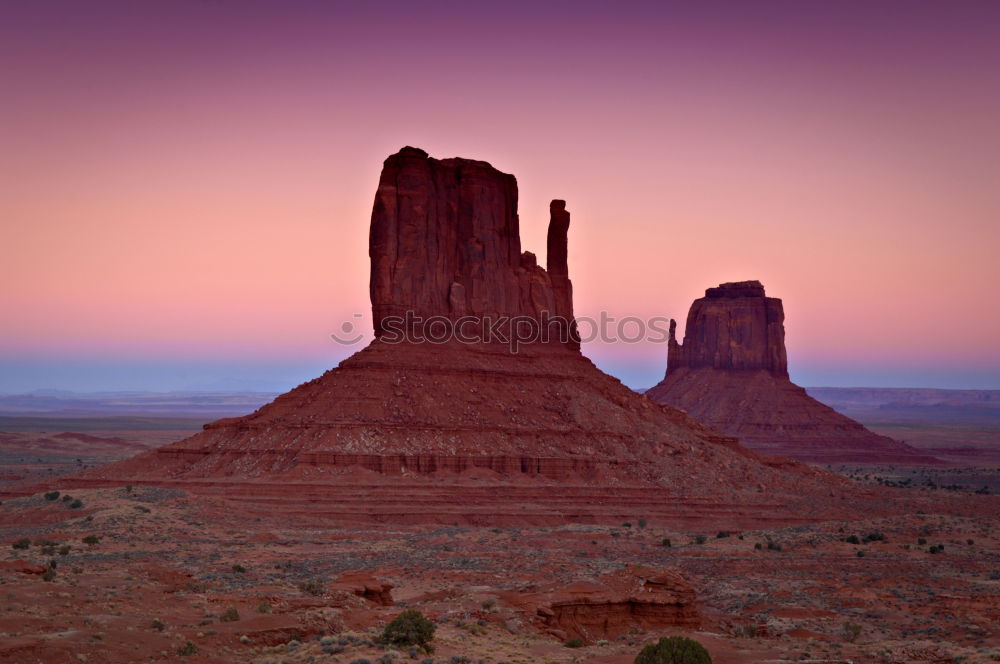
[647,281,942,465]
[62,151,907,526]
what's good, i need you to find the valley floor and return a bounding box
[1,485,998,664]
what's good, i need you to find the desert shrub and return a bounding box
[480,598,496,610]
[42,568,57,582]
[12,537,30,550]
[298,579,325,596]
[634,635,712,664]
[349,660,373,664]
[638,519,647,529]
[82,535,99,546]
[716,531,730,539]
[967,539,974,545]
[44,491,60,501]
[929,544,945,554]
[62,495,72,502]
[220,606,240,622]
[863,532,885,543]
[842,621,861,642]
[257,599,272,613]
[565,637,584,648]
[693,534,707,545]
[70,499,83,509]
[380,609,436,653]
[59,545,70,555]
[232,564,247,574]
[661,538,672,547]
[856,550,866,557]
[754,542,762,550]
[766,540,782,551]
[151,618,165,631]
[844,535,860,545]
[918,537,927,545]
[177,641,198,656]
[125,485,133,494]
[623,522,632,528]
[732,623,758,638]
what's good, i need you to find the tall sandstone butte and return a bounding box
[369,147,574,343]
[666,281,787,377]
[67,150,871,527]
[649,281,941,465]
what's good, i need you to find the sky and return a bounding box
[2,0,999,393]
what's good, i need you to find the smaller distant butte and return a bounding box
[646,281,942,465]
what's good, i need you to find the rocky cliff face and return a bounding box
[667,280,787,377]
[370,147,574,344]
[650,282,941,465]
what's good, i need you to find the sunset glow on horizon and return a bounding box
[2,1,999,392]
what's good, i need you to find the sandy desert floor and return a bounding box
[2,481,998,664]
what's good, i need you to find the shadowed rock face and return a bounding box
[369,147,573,342]
[650,281,941,465]
[667,280,787,378]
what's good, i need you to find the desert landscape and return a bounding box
[2,147,999,664]
[3,3,999,664]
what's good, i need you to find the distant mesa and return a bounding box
[647,281,942,465]
[59,149,876,527]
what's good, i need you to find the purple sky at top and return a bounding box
[2,0,999,392]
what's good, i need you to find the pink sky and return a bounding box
[2,1,998,391]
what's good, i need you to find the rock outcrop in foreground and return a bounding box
[648,281,941,464]
[69,150,874,527]
[506,565,698,644]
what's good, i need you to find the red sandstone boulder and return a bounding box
[505,564,698,643]
[331,571,394,606]
[0,560,47,575]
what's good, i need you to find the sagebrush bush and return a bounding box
[298,579,325,596]
[634,636,711,664]
[380,609,436,653]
